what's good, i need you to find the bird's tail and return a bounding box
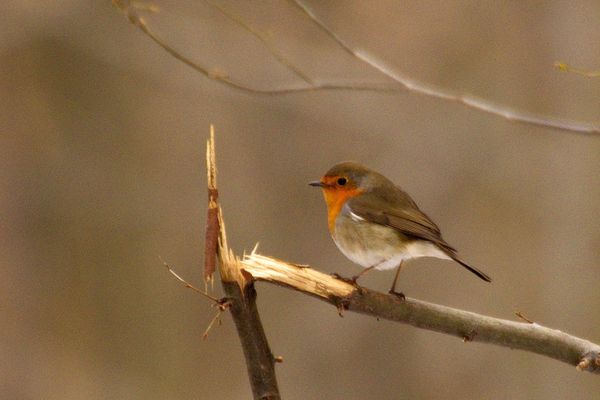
[453,256,492,282]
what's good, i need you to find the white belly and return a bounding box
[333,212,450,270]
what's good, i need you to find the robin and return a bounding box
[310,162,491,297]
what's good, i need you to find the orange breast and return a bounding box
[322,187,363,233]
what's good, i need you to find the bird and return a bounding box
[309,162,491,297]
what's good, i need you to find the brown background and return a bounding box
[2,1,600,399]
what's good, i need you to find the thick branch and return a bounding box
[218,222,281,399]
[242,252,600,374]
[205,131,281,399]
[222,281,279,400]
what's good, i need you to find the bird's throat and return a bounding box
[322,187,363,233]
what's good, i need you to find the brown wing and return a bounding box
[347,190,456,253]
[347,190,492,282]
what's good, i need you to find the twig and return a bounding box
[205,0,315,85]
[202,299,232,340]
[162,256,231,339]
[113,1,600,135]
[202,309,222,340]
[555,61,600,78]
[161,256,220,303]
[289,0,600,135]
[242,251,600,374]
[113,1,396,93]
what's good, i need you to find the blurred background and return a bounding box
[2,1,600,399]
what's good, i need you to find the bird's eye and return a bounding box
[337,177,347,186]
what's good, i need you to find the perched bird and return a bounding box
[310,162,491,297]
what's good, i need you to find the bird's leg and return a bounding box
[389,261,405,300]
[350,265,376,283]
[332,265,375,286]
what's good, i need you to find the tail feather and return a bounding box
[453,256,492,282]
[438,243,492,282]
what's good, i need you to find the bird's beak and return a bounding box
[308,181,325,187]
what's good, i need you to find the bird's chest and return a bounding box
[331,208,405,270]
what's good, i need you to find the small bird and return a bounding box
[310,162,491,297]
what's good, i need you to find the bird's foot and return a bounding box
[331,273,366,293]
[331,272,359,285]
[388,289,406,301]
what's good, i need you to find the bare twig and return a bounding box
[289,0,600,135]
[555,61,600,78]
[161,257,220,303]
[205,0,315,85]
[162,256,231,339]
[113,1,600,135]
[242,251,600,374]
[113,0,387,94]
[202,299,232,340]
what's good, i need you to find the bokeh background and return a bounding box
[2,1,600,399]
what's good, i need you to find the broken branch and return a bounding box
[242,251,600,374]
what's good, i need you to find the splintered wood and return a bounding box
[242,250,354,299]
[204,125,219,283]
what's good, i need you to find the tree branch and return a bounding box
[205,130,281,399]
[113,0,600,135]
[242,251,600,374]
[217,217,281,399]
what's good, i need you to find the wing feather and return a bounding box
[346,186,492,282]
[347,190,456,253]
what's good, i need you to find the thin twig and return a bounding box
[113,0,388,93]
[113,1,600,135]
[205,0,315,85]
[242,251,600,374]
[202,310,222,340]
[555,61,600,78]
[161,256,231,339]
[161,257,221,303]
[202,301,231,340]
[289,0,600,135]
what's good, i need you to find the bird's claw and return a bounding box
[388,289,406,300]
[331,272,358,285]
